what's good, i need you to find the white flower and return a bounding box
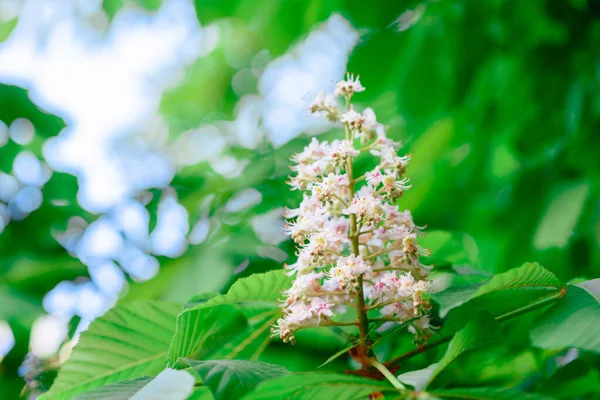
[382,207,421,231]
[308,297,334,321]
[288,163,321,190]
[284,194,322,219]
[365,166,384,186]
[334,73,365,97]
[363,108,384,134]
[374,132,401,150]
[381,174,411,198]
[330,139,359,161]
[372,225,411,243]
[372,145,411,172]
[367,271,430,315]
[291,138,330,165]
[312,173,350,202]
[309,91,340,121]
[340,107,364,131]
[380,302,410,320]
[276,72,432,346]
[284,250,320,275]
[402,233,429,256]
[283,272,324,299]
[272,317,293,342]
[326,255,370,290]
[302,226,349,260]
[411,280,431,307]
[273,296,336,343]
[343,194,384,225]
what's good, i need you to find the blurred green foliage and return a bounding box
[0,0,599,398]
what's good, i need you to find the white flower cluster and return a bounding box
[273,73,432,345]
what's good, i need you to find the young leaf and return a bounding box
[41,301,181,400]
[531,279,600,353]
[241,373,396,400]
[177,359,289,400]
[168,304,248,366]
[424,311,502,389]
[429,387,553,400]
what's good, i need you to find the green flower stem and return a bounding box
[364,245,403,260]
[344,97,371,368]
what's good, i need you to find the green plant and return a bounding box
[39,75,600,400]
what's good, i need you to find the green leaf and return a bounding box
[42,301,180,400]
[188,387,216,400]
[169,271,292,364]
[129,368,196,400]
[317,343,357,369]
[434,263,563,332]
[187,270,292,316]
[429,387,553,400]
[530,279,600,353]
[242,373,395,400]
[73,369,195,400]
[534,181,590,249]
[424,312,503,389]
[537,359,600,398]
[168,304,248,366]
[208,309,279,360]
[178,359,289,400]
[72,378,152,400]
[397,363,438,391]
[184,292,220,309]
[435,263,562,317]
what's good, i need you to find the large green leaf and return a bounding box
[429,387,553,400]
[536,359,600,398]
[434,263,563,332]
[73,378,152,400]
[242,373,396,400]
[530,279,600,353]
[208,308,279,360]
[397,363,438,391]
[42,301,180,400]
[188,387,216,400]
[169,271,292,364]
[178,359,289,400]
[424,312,503,389]
[129,368,195,400]
[168,304,248,366]
[187,270,292,316]
[434,263,562,317]
[74,369,195,400]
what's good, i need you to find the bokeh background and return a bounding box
[0,0,598,397]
